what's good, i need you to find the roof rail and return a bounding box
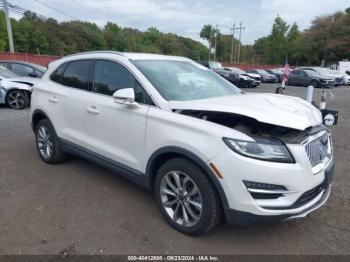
[61,50,125,59]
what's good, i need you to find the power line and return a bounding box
[1,1,49,20]
[31,0,78,20]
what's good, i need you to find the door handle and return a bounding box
[87,105,100,114]
[49,96,58,103]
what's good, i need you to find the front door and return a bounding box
[85,60,152,172]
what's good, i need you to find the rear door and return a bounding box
[48,59,96,147]
[299,70,310,86]
[85,59,152,171]
[290,70,301,85]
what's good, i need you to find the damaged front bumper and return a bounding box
[223,162,334,225]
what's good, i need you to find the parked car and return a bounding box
[31,52,334,235]
[0,66,33,109]
[224,67,260,88]
[246,69,279,83]
[297,67,345,86]
[197,61,239,85]
[288,69,335,88]
[265,69,284,82]
[0,60,47,78]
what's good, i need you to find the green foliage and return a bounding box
[253,16,292,64]
[253,8,350,66]
[1,8,349,65]
[200,24,220,48]
[0,10,208,61]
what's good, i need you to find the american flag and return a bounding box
[283,56,290,82]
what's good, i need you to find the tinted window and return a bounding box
[93,60,152,104]
[11,63,34,76]
[35,69,44,77]
[0,62,8,69]
[50,63,68,83]
[61,60,94,91]
[0,66,18,78]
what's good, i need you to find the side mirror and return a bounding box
[113,88,135,104]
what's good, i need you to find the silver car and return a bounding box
[0,66,34,109]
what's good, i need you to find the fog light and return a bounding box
[243,181,287,191]
[243,181,288,200]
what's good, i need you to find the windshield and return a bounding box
[0,66,19,78]
[304,70,319,76]
[229,67,245,74]
[256,69,268,75]
[268,69,280,74]
[132,60,241,101]
[209,61,222,69]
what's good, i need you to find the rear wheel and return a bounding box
[155,158,222,235]
[35,119,67,164]
[6,90,29,109]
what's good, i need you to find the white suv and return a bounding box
[31,52,334,235]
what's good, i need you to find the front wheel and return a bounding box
[154,158,222,235]
[311,80,319,88]
[6,90,29,109]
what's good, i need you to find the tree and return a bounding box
[200,24,219,49]
[104,22,126,51]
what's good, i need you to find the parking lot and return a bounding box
[0,83,349,255]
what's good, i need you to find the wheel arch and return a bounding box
[31,109,50,132]
[145,146,229,210]
[5,88,30,102]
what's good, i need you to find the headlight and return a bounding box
[223,137,294,163]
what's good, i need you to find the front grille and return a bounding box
[292,184,324,208]
[335,77,343,83]
[304,132,330,167]
[265,182,326,210]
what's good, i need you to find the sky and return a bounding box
[8,0,350,46]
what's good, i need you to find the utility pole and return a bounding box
[230,22,236,63]
[236,22,245,64]
[3,0,14,53]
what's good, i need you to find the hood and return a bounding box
[1,78,32,91]
[245,73,261,79]
[9,76,40,86]
[239,74,251,80]
[319,74,335,80]
[169,93,323,131]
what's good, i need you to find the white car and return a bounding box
[30,52,334,235]
[0,66,35,109]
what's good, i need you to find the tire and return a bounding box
[6,89,29,110]
[154,158,222,235]
[35,119,67,164]
[311,80,319,88]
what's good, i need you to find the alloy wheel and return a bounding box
[37,126,53,159]
[7,90,25,109]
[160,171,203,227]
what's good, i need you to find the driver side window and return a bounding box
[93,60,154,105]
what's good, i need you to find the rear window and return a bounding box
[61,60,94,91]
